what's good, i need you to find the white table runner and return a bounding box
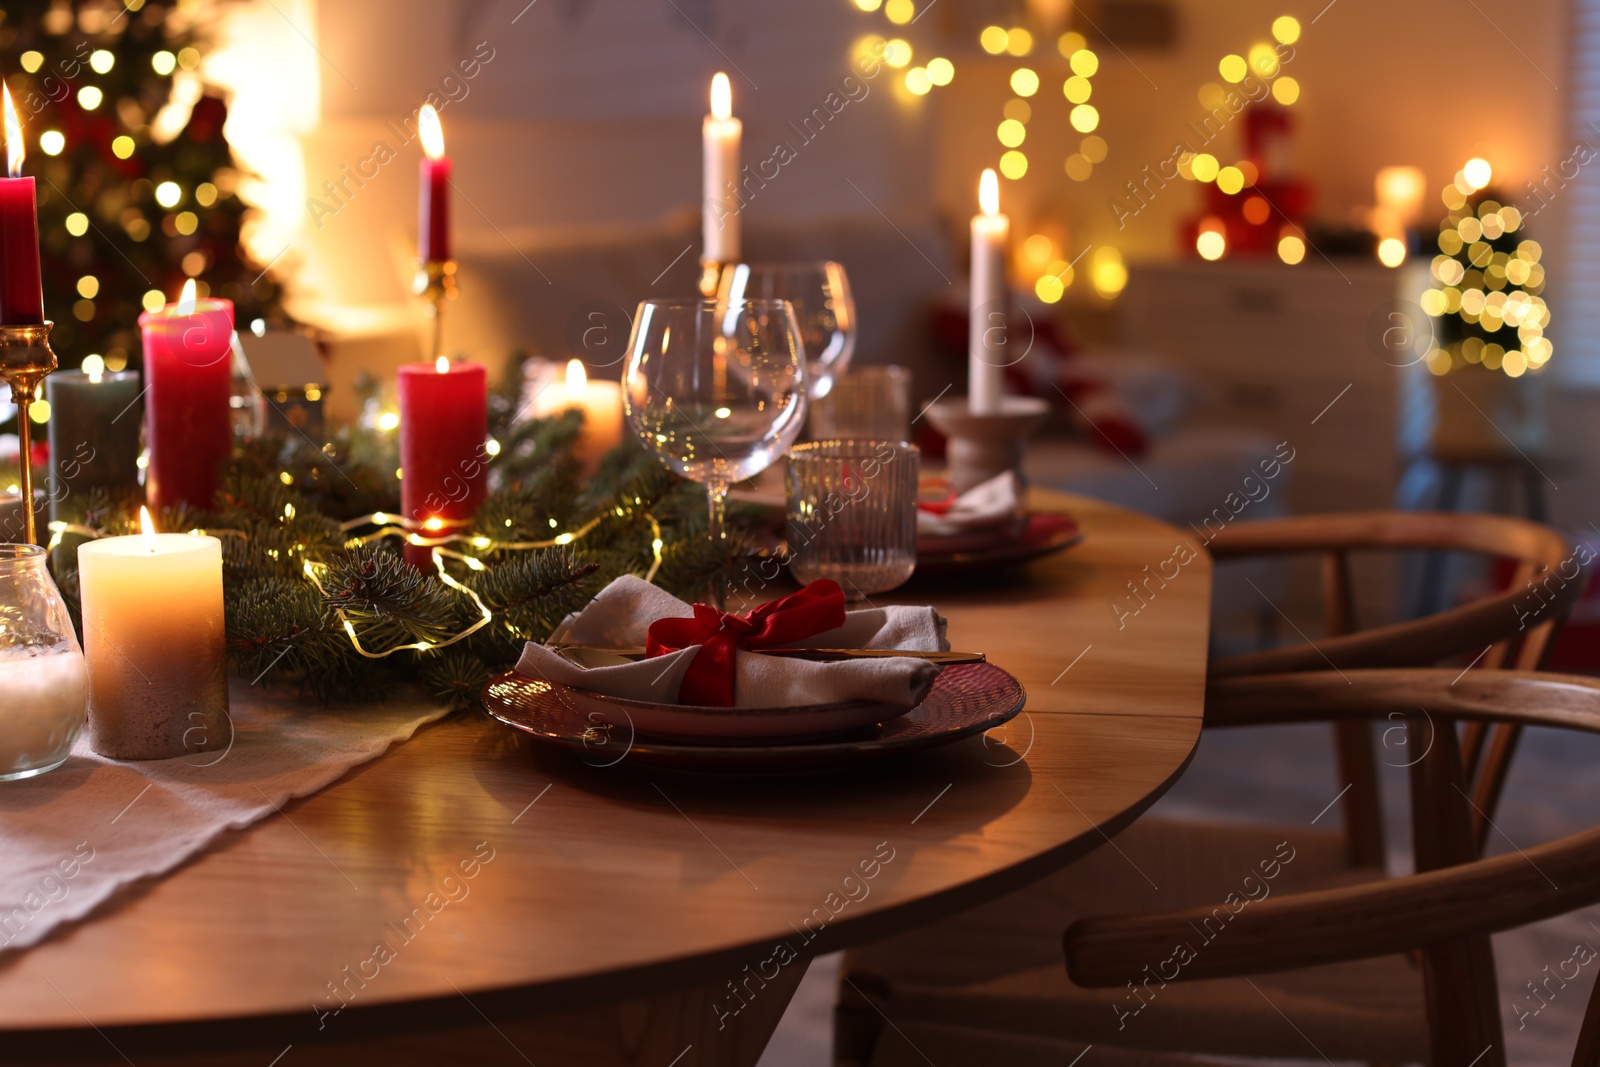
[0,679,448,952]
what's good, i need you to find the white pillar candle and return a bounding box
[533,360,625,474]
[702,72,742,263]
[969,169,1009,415]
[0,651,87,779]
[77,509,229,760]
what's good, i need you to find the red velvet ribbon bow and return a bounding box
[645,580,848,707]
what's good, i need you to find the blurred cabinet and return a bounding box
[1121,260,1406,515]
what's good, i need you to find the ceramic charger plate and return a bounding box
[915,511,1084,575]
[481,662,1027,774]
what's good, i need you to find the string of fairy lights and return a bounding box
[46,503,666,660]
[846,4,1303,300]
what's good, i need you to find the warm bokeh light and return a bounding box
[1069,49,1099,77]
[980,25,1008,54]
[1217,166,1244,195]
[1057,32,1087,57]
[1243,196,1271,225]
[112,135,135,159]
[1065,154,1092,181]
[39,130,63,156]
[1272,77,1299,105]
[1219,54,1247,83]
[1069,104,1099,133]
[1278,234,1306,264]
[156,180,182,207]
[1092,247,1128,298]
[1377,237,1407,268]
[1272,16,1302,43]
[77,275,99,299]
[1006,28,1034,56]
[1063,75,1091,103]
[1023,234,1054,263]
[884,38,912,67]
[1248,42,1280,77]
[1000,148,1028,179]
[1197,230,1227,261]
[853,0,883,9]
[926,57,954,85]
[1081,135,1108,163]
[1376,165,1426,224]
[905,67,932,95]
[90,49,115,73]
[885,0,913,24]
[20,51,43,73]
[78,86,103,110]
[1004,98,1031,122]
[1010,68,1039,96]
[1035,274,1064,303]
[1463,157,1493,190]
[152,50,176,75]
[998,119,1026,147]
[1191,153,1219,182]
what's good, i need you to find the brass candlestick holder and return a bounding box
[0,322,59,545]
[412,258,458,361]
[698,257,724,298]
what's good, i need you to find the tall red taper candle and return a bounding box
[417,104,451,263]
[399,357,485,568]
[139,280,234,513]
[0,83,43,326]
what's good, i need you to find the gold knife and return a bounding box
[553,645,985,665]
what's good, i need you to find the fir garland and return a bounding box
[49,400,746,711]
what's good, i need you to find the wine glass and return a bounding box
[717,261,855,399]
[623,299,808,597]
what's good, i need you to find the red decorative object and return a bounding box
[646,580,849,707]
[139,294,235,512]
[398,358,486,568]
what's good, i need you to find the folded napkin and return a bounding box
[918,471,1020,537]
[515,576,947,709]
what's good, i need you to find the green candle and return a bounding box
[46,367,143,561]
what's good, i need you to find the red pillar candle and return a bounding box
[417,104,451,263]
[139,280,235,513]
[0,83,44,326]
[399,357,486,568]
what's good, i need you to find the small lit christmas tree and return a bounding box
[1420,172,1550,378]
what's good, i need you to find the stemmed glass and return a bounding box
[717,262,855,399]
[623,299,808,600]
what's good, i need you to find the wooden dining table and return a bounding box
[0,489,1211,1067]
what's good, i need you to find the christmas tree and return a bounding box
[0,0,278,458]
[1421,177,1550,378]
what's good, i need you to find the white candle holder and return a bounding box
[924,396,1049,495]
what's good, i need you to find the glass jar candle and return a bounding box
[0,544,87,779]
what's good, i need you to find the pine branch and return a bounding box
[319,545,460,646]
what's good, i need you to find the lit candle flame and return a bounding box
[419,104,445,160]
[3,82,23,179]
[176,278,198,315]
[435,355,450,373]
[139,506,158,552]
[565,358,587,395]
[710,72,732,121]
[979,168,1000,218]
[83,354,104,384]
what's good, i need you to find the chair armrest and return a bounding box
[1065,824,1600,987]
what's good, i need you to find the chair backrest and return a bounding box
[1203,511,1586,863]
[1067,669,1600,1067]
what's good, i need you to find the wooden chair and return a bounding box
[846,670,1600,1067]
[1206,510,1582,860]
[837,512,1586,1065]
